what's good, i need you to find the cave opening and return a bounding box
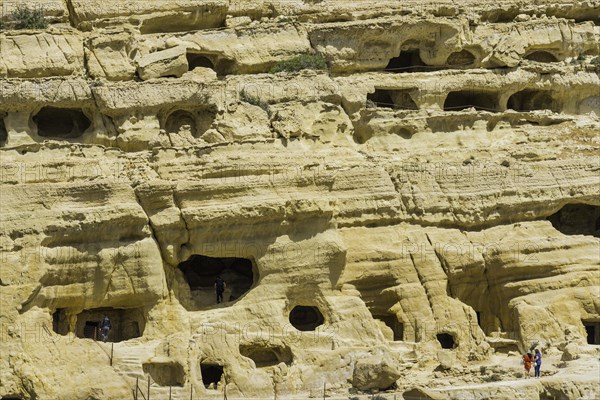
[187,53,215,71]
[163,109,215,138]
[367,89,418,110]
[524,51,558,63]
[239,344,292,367]
[385,49,428,73]
[437,333,456,349]
[375,314,404,341]
[178,255,256,306]
[507,90,558,112]
[84,321,99,340]
[583,321,600,345]
[142,362,185,386]
[367,89,395,109]
[446,50,476,66]
[0,117,7,147]
[52,308,67,335]
[289,305,324,331]
[200,364,224,388]
[62,307,146,342]
[444,90,500,112]
[33,107,91,138]
[165,110,197,135]
[578,96,600,114]
[547,204,600,237]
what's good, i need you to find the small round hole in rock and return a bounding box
[289,305,324,331]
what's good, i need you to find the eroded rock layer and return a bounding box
[1,1,599,399]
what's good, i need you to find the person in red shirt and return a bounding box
[522,352,533,378]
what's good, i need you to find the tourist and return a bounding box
[522,352,533,378]
[214,276,226,304]
[100,316,112,342]
[534,349,542,378]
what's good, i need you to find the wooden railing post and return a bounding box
[134,377,138,400]
[147,375,150,400]
[110,343,114,366]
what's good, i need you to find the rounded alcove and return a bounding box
[507,90,559,113]
[162,109,215,138]
[187,52,215,71]
[446,50,476,66]
[547,204,600,237]
[165,110,197,135]
[239,344,292,367]
[32,107,91,138]
[289,305,324,331]
[524,51,558,63]
[177,255,257,309]
[578,96,600,115]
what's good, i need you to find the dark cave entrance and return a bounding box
[583,321,600,345]
[84,321,99,340]
[367,89,418,110]
[0,117,7,147]
[444,90,500,112]
[178,255,256,306]
[33,107,91,138]
[524,51,558,63]
[375,314,404,341]
[547,204,600,237]
[437,333,456,349]
[289,305,324,331]
[54,307,145,342]
[367,89,395,109]
[385,49,428,73]
[200,364,224,388]
[187,53,215,71]
[507,90,559,113]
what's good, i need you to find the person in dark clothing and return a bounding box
[100,316,112,342]
[214,276,226,304]
[534,349,542,378]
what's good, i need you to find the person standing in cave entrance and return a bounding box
[214,275,226,304]
[534,349,542,378]
[100,315,112,342]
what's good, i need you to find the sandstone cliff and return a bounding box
[1,1,599,399]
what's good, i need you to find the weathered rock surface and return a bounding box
[1,1,599,399]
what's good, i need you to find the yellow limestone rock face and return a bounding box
[1,1,599,399]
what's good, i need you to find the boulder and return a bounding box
[137,46,188,80]
[352,356,401,390]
